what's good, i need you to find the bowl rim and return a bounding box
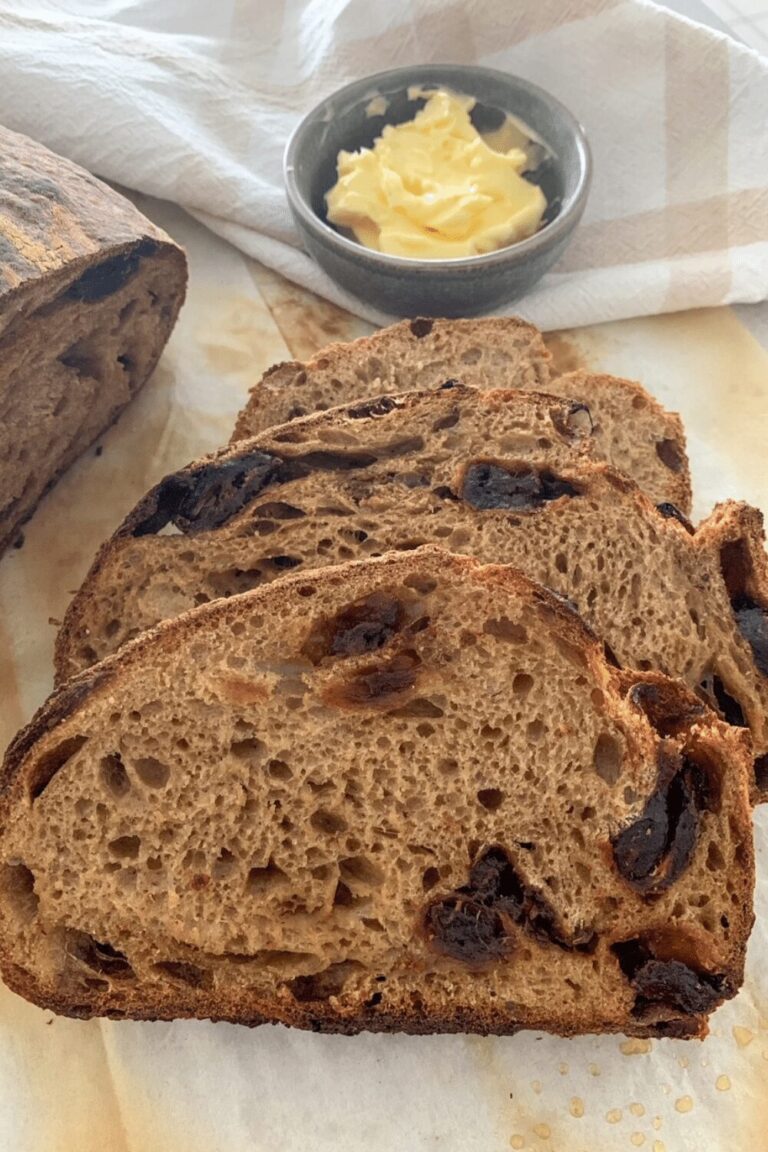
[283,63,592,272]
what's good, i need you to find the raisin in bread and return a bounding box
[0,123,187,556]
[56,385,768,796]
[0,549,755,1037]
[231,317,690,512]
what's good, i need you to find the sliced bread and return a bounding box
[0,123,187,556]
[1,549,755,1036]
[231,318,690,512]
[55,385,768,796]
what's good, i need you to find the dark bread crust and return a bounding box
[0,123,182,317]
[4,549,755,1037]
[0,122,187,555]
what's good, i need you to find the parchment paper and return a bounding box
[0,200,766,1152]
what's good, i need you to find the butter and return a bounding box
[326,88,547,260]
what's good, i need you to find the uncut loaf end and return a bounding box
[0,123,187,556]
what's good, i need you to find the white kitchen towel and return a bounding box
[0,0,766,330]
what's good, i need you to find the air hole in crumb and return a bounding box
[527,719,546,742]
[707,842,726,872]
[422,866,440,891]
[332,880,356,907]
[403,574,437,595]
[483,617,527,643]
[439,758,458,775]
[268,758,293,780]
[99,754,130,798]
[134,756,170,789]
[339,855,384,888]
[108,836,140,860]
[555,553,567,574]
[593,733,622,785]
[477,788,505,810]
[0,863,38,920]
[288,960,365,1001]
[213,848,236,879]
[512,673,534,698]
[30,735,88,800]
[247,858,287,893]
[310,809,348,835]
[230,737,266,764]
[154,961,211,989]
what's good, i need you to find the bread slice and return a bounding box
[1,548,755,1036]
[231,318,690,512]
[56,385,768,796]
[0,123,187,556]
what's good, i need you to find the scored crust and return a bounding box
[1,549,756,1037]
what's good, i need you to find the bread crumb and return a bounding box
[629,1103,645,1117]
[532,1124,550,1140]
[510,1137,525,1150]
[569,1097,584,1118]
[606,1109,623,1124]
[630,1134,645,1147]
[732,1025,754,1048]
[715,1075,731,1092]
[620,1039,652,1056]
[674,1096,693,1114]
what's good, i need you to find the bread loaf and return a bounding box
[231,318,690,511]
[55,385,768,797]
[0,124,187,555]
[0,549,755,1036]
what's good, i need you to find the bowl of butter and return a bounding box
[284,64,591,317]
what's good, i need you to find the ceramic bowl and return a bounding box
[284,63,591,317]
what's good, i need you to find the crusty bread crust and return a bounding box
[2,550,756,1036]
[0,122,187,555]
[0,123,180,320]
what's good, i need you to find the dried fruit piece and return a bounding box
[461,462,578,511]
[612,747,712,896]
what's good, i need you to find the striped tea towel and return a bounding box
[0,0,766,330]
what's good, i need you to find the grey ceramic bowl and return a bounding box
[284,64,591,318]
